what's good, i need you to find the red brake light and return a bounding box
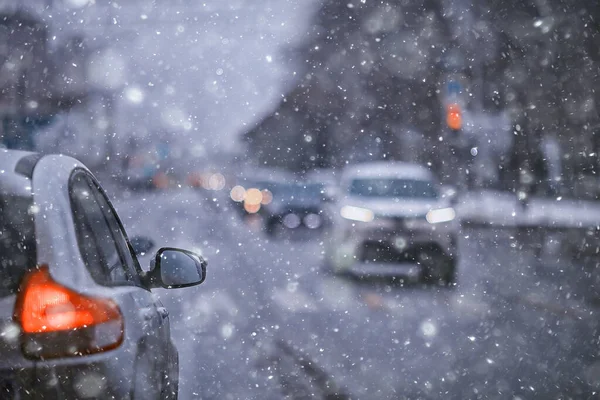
[14,266,124,359]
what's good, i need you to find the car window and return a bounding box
[348,178,438,199]
[0,193,36,297]
[268,183,324,200]
[70,172,140,286]
[89,178,143,283]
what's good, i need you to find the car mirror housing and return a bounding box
[146,248,207,289]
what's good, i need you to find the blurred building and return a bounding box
[243,0,600,199]
[245,0,449,173]
[0,2,93,150]
[0,7,52,149]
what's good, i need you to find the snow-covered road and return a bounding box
[113,188,600,399]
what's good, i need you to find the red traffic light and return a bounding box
[446,103,462,131]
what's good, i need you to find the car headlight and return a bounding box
[426,207,456,224]
[304,213,322,229]
[340,205,374,222]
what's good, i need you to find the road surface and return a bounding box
[113,188,600,399]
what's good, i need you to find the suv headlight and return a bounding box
[340,205,374,222]
[426,207,456,224]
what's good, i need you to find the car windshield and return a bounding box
[2,0,600,398]
[0,193,36,297]
[349,178,438,199]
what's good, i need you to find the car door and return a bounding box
[85,173,171,341]
[69,171,170,379]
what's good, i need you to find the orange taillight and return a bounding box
[14,266,124,358]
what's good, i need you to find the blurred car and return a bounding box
[0,149,207,399]
[124,140,172,189]
[124,139,212,190]
[228,168,295,217]
[260,181,329,236]
[323,161,458,284]
[230,178,330,235]
[305,168,339,188]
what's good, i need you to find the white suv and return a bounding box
[323,161,459,284]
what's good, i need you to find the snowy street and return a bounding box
[114,188,600,399]
[1,0,600,398]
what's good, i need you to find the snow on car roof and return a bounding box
[342,161,433,181]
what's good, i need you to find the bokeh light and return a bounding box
[243,202,261,214]
[208,173,226,191]
[187,172,203,187]
[244,188,263,206]
[230,185,246,202]
[260,189,273,205]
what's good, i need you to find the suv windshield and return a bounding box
[0,193,36,297]
[349,178,438,199]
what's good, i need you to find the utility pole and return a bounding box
[472,0,485,113]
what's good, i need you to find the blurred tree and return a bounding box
[243,0,600,197]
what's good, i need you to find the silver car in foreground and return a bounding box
[0,149,206,399]
[324,161,459,284]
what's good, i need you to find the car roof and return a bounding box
[341,161,433,181]
[237,166,296,182]
[0,149,86,198]
[305,168,339,185]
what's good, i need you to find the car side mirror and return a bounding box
[130,236,155,256]
[146,248,207,289]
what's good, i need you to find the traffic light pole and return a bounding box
[472,0,485,113]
